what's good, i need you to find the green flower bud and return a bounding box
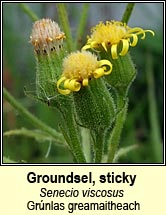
[74,78,116,131]
[104,53,136,96]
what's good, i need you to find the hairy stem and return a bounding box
[93,130,105,163]
[107,95,128,163]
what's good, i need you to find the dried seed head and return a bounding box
[30,18,65,55]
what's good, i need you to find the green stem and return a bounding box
[60,105,86,163]
[146,52,163,163]
[75,3,89,49]
[66,117,86,163]
[121,3,135,24]
[56,3,73,52]
[107,95,128,163]
[3,87,64,145]
[93,131,105,163]
[81,128,92,163]
[19,3,38,21]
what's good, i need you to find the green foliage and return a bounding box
[3,3,163,163]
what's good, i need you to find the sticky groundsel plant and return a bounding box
[3,3,156,163]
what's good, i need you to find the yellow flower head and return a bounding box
[57,51,112,95]
[30,18,65,55]
[82,20,155,59]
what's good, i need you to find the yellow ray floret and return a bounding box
[57,51,112,95]
[82,20,155,59]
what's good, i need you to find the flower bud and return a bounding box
[30,18,65,101]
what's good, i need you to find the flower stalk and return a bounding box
[30,18,86,163]
[59,102,86,163]
[81,9,155,162]
[107,97,128,163]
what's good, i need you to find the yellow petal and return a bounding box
[93,68,104,78]
[129,34,138,47]
[119,39,129,56]
[138,30,154,40]
[81,44,91,50]
[70,80,81,92]
[145,30,155,36]
[98,59,112,75]
[58,88,71,95]
[91,41,99,48]
[140,32,146,39]
[82,78,89,86]
[127,27,144,34]
[64,79,70,88]
[57,77,71,95]
[64,79,81,92]
[127,27,145,39]
[147,30,155,36]
[101,42,107,51]
[111,44,118,59]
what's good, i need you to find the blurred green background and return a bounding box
[3,3,163,163]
